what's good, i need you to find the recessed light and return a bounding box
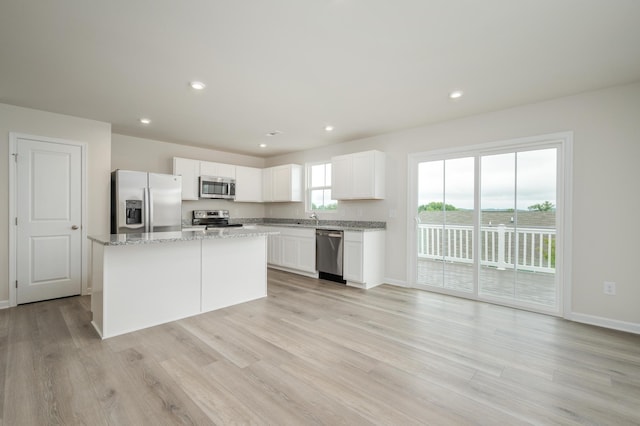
[259,143,267,148]
[139,118,151,124]
[190,81,206,90]
[266,130,282,137]
[325,125,334,132]
[449,90,463,99]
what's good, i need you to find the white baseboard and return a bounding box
[0,300,10,309]
[568,312,640,335]
[268,265,319,279]
[383,277,408,287]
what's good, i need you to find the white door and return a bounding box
[16,137,82,304]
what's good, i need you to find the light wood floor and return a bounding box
[1,269,639,425]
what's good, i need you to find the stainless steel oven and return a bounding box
[199,176,235,199]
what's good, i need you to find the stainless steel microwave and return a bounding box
[199,176,235,200]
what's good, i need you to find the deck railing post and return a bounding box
[497,224,507,270]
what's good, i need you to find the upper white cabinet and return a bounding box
[332,150,385,200]
[235,166,263,202]
[174,157,239,200]
[262,164,303,202]
[173,157,200,200]
[200,161,236,179]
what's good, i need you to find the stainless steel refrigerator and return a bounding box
[110,170,182,234]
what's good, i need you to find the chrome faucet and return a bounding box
[310,212,319,225]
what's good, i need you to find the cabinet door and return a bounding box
[343,232,364,282]
[268,232,282,265]
[200,161,236,179]
[235,166,262,202]
[199,161,218,177]
[351,152,375,198]
[297,237,316,273]
[331,155,352,200]
[272,166,291,201]
[281,235,299,269]
[217,163,236,179]
[262,168,273,202]
[263,165,302,203]
[173,157,200,200]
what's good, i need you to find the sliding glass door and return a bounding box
[410,137,565,315]
[417,157,474,292]
[479,149,557,308]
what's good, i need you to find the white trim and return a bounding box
[8,135,17,307]
[383,278,408,287]
[304,160,337,214]
[267,265,319,279]
[560,134,573,319]
[0,300,10,310]
[569,312,640,335]
[9,133,88,307]
[407,131,573,317]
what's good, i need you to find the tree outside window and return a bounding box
[307,162,337,211]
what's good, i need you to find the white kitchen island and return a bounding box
[88,228,277,339]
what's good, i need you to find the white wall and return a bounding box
[265,82,640,328]
[111,134,267,221]
[0,103,112,303]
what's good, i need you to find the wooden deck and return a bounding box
[417,258,557,307]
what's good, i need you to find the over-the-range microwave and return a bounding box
[199,175,235,200]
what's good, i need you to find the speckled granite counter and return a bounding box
[88,228,278,246]
[256,223,384,232]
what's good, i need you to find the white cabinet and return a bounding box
[261,226,317,276]
[267,230,283,265]
[173,157,200,200]
[332,150,385,200]
[235,166,263,202]
[200,161,236,179]
[262,164,303,202]
[343,230,385,289]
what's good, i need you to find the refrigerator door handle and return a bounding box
[148,187,154,232]
[144,187,150,233]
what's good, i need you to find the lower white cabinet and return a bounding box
[267,231,283,265]
[261,226,317,276]
[343,230,385,289]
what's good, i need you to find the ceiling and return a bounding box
[1,0,640,157]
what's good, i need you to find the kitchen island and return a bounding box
[88,228,278,339]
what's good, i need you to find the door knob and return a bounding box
[71,225,79,230]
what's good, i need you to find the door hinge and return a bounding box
[12,152,18,162]
[15,217,18,226]
[15,280,18,288]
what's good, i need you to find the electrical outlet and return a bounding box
[603,281,616,296]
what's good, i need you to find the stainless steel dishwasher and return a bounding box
[316,229,346,283]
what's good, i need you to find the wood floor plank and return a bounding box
[1,268,639,425]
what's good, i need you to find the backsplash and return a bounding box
[183,217,386,229]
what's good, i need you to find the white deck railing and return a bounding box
[417,224,556,273]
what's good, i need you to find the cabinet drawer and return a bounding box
[344,231,363,243]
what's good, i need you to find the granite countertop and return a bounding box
[241,218,386,232]
[255,223,385,232]
[88,228,279,246]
